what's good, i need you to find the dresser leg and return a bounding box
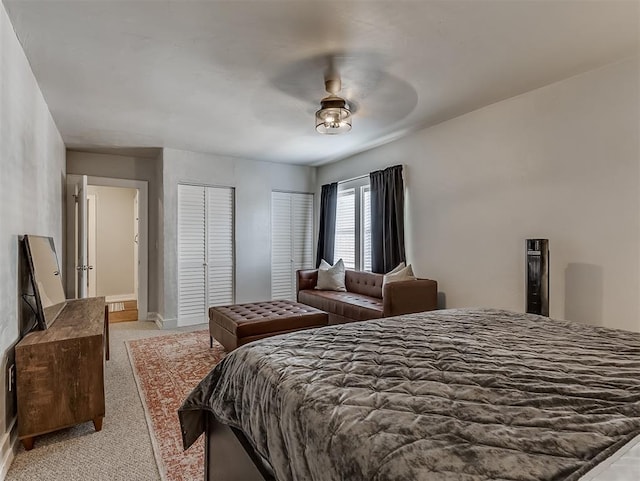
[21,437,34,451]
[93,416,103,432]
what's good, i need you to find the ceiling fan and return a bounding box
[315,73,352,135]
[264,51,417,135]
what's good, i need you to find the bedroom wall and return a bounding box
[0,3,66,476]
[161,148,316,327]
[66,150,162,315]
[317,57,640,332]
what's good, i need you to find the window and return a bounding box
[334,189,356,268]
[362,186,372,272]
[334,179,371,271]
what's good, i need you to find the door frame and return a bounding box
[87,192,97,297]
[66,175,149,320]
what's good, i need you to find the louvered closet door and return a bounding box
[271,192,313,301]
[178,184,235,326]
[207,187,234,307]
[291,193,314,276]
[178,185,207,325]
[271,192,293,300]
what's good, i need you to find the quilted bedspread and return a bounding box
[179,308,640,481]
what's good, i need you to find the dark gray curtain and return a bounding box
[316,182,338,267]
[370,165,406,274]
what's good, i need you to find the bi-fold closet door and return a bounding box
[178,184,234,326]
[271,191,314,301]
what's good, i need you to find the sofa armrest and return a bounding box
[296,269,318,299]
[382,279,438,317]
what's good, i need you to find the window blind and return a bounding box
[362,186,372,272]
[334,188,356,269]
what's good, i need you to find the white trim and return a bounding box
[105,293,137,303]
[147,312,177,330]
[337,173,369,185]
[0,417,17,481]
[160,317,178,329]
[66,175,149,321]
[87,192,98,297]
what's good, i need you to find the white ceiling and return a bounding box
[4,0,639,165]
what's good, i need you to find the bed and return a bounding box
[179,308,640,481]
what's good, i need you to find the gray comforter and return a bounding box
[179,308,640,481]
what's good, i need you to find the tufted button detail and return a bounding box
[209,300,329,350]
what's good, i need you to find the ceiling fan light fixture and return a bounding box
[315,96,352,134]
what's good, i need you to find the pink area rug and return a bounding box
[126,330,225,481]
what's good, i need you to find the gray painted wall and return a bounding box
[318,58,640,332]
[66,150,162,314]
[0,2,65,469]
[161,148,316,326]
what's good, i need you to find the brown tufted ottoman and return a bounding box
[209,300,328,351]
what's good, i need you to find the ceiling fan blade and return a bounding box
[255,50,417,128]
[269,51,383,102]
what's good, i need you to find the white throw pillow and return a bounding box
[383,263,416,287]
[315,259,347,292]
[386,262,406,276]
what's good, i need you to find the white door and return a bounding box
[65,174,89,298]
[133,190,139,301]
[271,192,293,299]
[207,187,234,307]
[271,192,314,301]
[178,185,207,326]
[292,193,314,276]
[178,184,235,326]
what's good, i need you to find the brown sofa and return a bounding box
[296,269,438,325]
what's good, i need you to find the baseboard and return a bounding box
[147,312,178,330]
[0,417,17,481]
[105,294,136,303]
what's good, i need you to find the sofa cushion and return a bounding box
[298,290,383,322]
[344,270,383,298]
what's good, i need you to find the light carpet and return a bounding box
[127,330,225,481]
[6,321,206,481]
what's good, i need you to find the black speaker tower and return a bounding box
[526,239,549,316]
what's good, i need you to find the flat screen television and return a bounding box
[23,235,66,330]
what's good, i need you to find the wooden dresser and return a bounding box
[16,296,108,450]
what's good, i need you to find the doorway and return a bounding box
[66,175,149,321]
[87,185,138,320]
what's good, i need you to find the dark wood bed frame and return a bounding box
[204,412,275,481]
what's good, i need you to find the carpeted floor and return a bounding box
[6,321,207,481]
[127,330,225,481]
